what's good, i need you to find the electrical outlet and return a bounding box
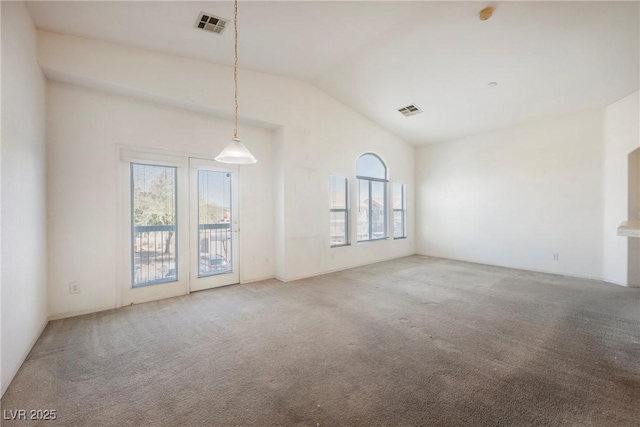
[69,282,80,294]
[552,253,559,261]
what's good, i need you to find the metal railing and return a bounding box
[133,225,177,287]
[198,223,232,276]
[132,223,233,286]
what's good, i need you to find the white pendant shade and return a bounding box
[215,137,257,164]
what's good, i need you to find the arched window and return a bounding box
[356,154,388,241]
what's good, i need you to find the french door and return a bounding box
[120,150,239,306]
[189,158,239,291]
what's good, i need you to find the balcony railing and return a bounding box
[132,223,232,287]
[198,223,232,276]
[133,225,176,287]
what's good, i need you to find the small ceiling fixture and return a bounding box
[479,6,495,21]
[215,0,257,165]
[398,104,423,117]
[195,12,229,34]
[487,82,498,88]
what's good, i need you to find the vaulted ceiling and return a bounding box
[27,1,640,145]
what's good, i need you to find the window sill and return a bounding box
[394,236,407,240]
[618,220,640,238]
[330,243,351,248]
[357,237,389,244]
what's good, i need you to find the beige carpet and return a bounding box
[2,256,639,426]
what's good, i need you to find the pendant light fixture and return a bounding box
[215,0,257,164]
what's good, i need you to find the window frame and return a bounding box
[356,153,388,243]
[130,162,179,288]
[119,147,189,307]
[329,175,350,248]
[393,182,407,239]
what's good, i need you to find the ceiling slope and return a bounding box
[27,1,640,145]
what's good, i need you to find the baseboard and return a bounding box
[602,277,635,287]
[241,275,276,284]
[277,253,416,283]
[1,319,48,398]
[48,305,117,321]
[415,252,622,286]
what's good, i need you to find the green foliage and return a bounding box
[133,166,176,226]
[133,166,228,226]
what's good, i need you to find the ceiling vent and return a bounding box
[195,12,229,34]
[398,104,422,117]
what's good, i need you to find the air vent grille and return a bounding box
[398,104,422,117]
[195,12,228,34]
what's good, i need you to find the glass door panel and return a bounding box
[131,163,178,287]
[198,170,233,277]
[190,159,239,291]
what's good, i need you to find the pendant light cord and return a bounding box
[233,0,239,139]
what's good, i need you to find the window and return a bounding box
[329,175,349,247]
[393,183,406,239]
[356,153,388,242]
[131,163,178,287]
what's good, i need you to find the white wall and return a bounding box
[602,91,640,286]
[39,31,415,292]
[278,93,415,281]
[416,109,604,280]
[1,2,48,395]
[46,81,274,318]
[273,127,286,280]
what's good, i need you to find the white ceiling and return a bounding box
[27,1,639,145]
